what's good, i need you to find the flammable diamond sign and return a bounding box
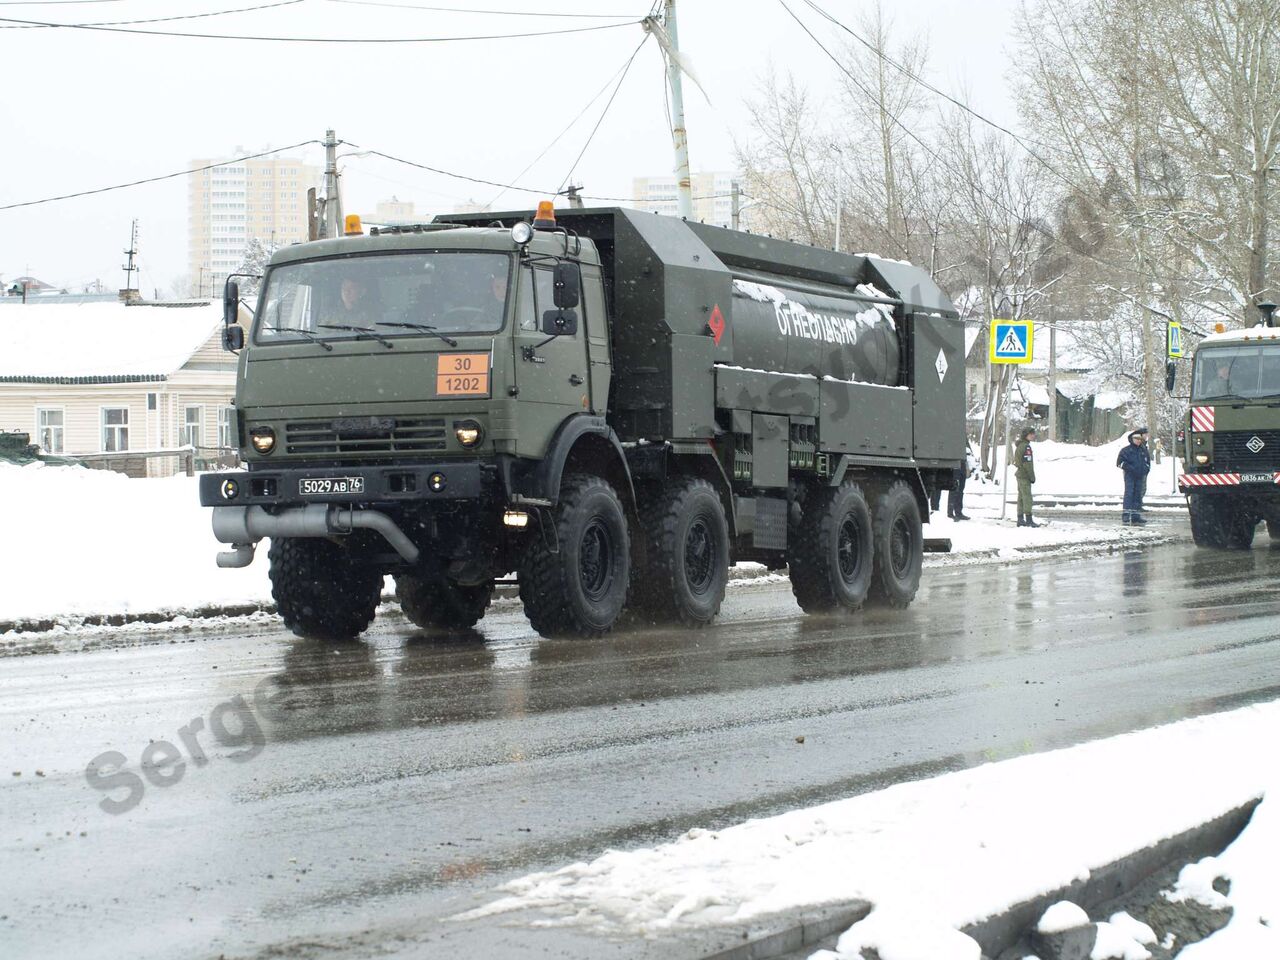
[989,319,1033,364]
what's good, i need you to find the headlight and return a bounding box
[511,221,533,245]
[1195,453,1210,464]
[454,420,483,447]
[249,426,276,455]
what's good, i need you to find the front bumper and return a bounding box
[1179,470,1280,490]
[199,461,486,507]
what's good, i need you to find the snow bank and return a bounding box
[0,446,1171,626]
[456,701,1280,959]
[977,437,1184,498]
[0,461,270,621]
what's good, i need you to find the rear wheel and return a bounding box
[866,481,924,608]
[633,479,729,626]
[395,573,493,631]
[519,474,630,638]
[268,537,382,640]
[788,481,874,613]
[1190,494,1255,549]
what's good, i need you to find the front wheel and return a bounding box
[634,479,730,626]
[395,573,493,631]
[866,481,924,608]
[268,537,382,640]
[1190,494,1255,549]
[519,474,630,638]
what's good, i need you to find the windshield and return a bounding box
[254,251,511,343]
[1192,345,1280,401]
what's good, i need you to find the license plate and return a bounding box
[1240,472,1274,483]
[299,476,365,496]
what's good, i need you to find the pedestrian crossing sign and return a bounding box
[989,319,1033,364]
[1168,321,1184,358]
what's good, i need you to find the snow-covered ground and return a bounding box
[975,435,1184,499]
[458,701,1280,960]
[0,445,1173,627]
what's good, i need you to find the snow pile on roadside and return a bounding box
[0,454,1169,627]
[457,701,1280,959]
[0,461,271,622]
[974,436,1183,498]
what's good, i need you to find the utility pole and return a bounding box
[1047,303,1058,441]
[121,219,139,301]
[317,129,342,239]
[664,0,693,219]
[565,184,585,209]
[834,198,843,251]
[731,180,740,230]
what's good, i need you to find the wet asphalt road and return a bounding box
[5,519,1280,959]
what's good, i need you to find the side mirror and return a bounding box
[1165,361,1176,393]
[552,262,580,309]
[222,325,245,352]
[541,308,578,337]
[223,280,240,327]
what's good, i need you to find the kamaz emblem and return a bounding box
[1247,435,1266,454]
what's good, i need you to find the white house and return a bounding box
[0,300,245,477]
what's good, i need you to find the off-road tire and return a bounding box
[395,573,493,631]
[1190,494,1255,549]
[268,537,382,640]
[866,480,924,609]
[788,480,874,613]
[519,474,630,638]
[1268,519,1280,542]
[633,478,729,626]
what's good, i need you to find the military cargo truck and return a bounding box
[199,204,963,639]
[1179,303,1280,548]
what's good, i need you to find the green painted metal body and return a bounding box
[232,208,963,500]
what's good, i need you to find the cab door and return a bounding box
[510,262,591,458]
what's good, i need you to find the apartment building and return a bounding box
[187,151,319,297]
[631,171,745,229]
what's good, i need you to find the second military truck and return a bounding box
[200,204,964,639]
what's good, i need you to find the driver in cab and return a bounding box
[332,273,378,329]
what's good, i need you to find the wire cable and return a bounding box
[0,0,303,29]
[797,0,1084,195]
[323,0,642,18]
[487,35,651,209]
[0,141,321,212]
[558,32,649,192]
[362,147,742,204]
[0,11,642,40]
[776,0,1053,233]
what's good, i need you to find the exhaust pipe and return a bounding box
[212,504,420,568]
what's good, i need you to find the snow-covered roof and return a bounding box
[0,301,223,382]
[1196,325,1280,347]
[1017,381,1051,406]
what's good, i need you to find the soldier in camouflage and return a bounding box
[1016,426,1039,527]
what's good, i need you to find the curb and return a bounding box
[746,798,1259,960]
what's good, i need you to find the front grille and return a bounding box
[284,417,447,456]
[1212,430,1280,470]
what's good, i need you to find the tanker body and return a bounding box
[200,204,963,639]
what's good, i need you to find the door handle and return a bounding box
[569,374,584,386]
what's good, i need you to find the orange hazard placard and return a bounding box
[436,353,490,396]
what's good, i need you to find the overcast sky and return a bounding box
[0,0,1021,295]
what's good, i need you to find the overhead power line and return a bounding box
[796,0,1083,196]
[559,32,649,192]
[489,34,653,208]
[362,147,742,205]
[0,141,322,212]
[323,0,643,18]
[0,0,304,29]
[0,11,642,40]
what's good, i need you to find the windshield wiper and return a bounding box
[378,321,458,347]
[318,324,394,349]
[283,327,333,351]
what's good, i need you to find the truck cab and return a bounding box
[1180,313,1280,547]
